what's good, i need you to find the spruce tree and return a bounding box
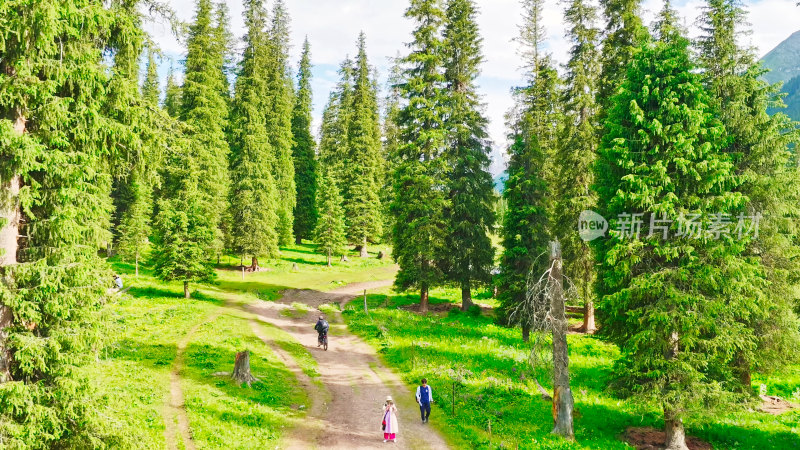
[597,0,647,113]
[554,0,601,331]
[0,0,149,445]
[117,172,153,277]
[345,33,383,256]
[292,38,318,245]
[229,0,280,270]
[498,0,561,338]
[697,0,800,386]
[164,63,182,117]
[392,0,450,312]
[441,0,495,310]
[315,171,347,266]
[265,0,296,246]
[142,49,161,105]
[318,58,354,182]
[380,57,404,245]
[594,8,763,448]
[180,0,231,254]
[153,131,217,299]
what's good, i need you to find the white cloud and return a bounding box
[145,0,800,176]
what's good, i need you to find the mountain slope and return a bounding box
[761,30,800,121]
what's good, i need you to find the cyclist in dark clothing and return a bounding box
[314,316,329,347]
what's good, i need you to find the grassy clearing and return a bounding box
[180,309,308,448]
[215,243,397,302]
[89,254,320,448]
[343,287,800,450]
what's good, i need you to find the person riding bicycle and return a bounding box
[314,315,329,347]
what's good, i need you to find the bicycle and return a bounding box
[318,332,328,351]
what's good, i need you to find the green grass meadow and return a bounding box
[343,287,800,450]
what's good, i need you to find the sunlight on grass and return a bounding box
[343,288,800,450]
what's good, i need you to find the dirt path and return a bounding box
[248,280,450,450]
[163,311,221,450]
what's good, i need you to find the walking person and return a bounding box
[382,396,398,443]
[415,378,433,423]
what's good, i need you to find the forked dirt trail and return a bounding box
[248,280,450,450]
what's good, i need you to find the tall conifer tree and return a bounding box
[292,38,318,244]
[441,0,495,310]
[594,7,764,447]
[180,0,231,253]
[229,0,280,269]
[164,63,182,117]
[392,0,449,312]
[0,0,153,445]
[597,0,647,112]
[265,0,296,246]
[697,0,800,386]
[142,50,161,105]
[345,33,383,256]
[315,171,348,266]
[318,58,353,180]
[498,0,561,337]
[554,0,601,331]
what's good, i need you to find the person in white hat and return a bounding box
[382,395,398,443]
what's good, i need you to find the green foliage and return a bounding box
[344,33,384,248]
[264,0,296,246]
[314,171,347,263]
[0,0,152,446]
[698,0,800,380]
[117,172,153,266]
[153,132,217,294]
[291,38,318,244]
[181,0,231,253]
[597,0,648,113]
[142,50,161,105]
[593,19,764,423]
[164,64,182,117]
[441,0,496,302]
[392,0,450,300]
[498,0,560,325]
[344,288,800,449]
[553,0,600,307]
[229,0,280,264]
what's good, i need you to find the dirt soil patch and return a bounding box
[758,395,797,415]
[624,427,712,450]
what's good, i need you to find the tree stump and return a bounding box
[232,350,258,387]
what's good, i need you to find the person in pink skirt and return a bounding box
[382,396,399,443]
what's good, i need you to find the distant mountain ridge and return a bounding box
[760,30,800,121]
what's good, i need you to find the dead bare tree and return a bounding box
[510,241,575,439]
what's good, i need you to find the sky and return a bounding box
[144,0,800,176]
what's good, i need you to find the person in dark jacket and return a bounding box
[314,315,329,347]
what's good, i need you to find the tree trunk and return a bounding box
[1,114,25,384]
[327,250,332,267]
[184,281,190,299]
[664,409,689,450]
[735,353,753,394]
[295,235,303,245]
[420,287,429,313]
[135,252,139,277]
[250,256,258,271]
[359,236,368,258]
[522,324,530,342]
[549,241,574,439]
[460,284,473,311]
[582,300,595,333]
[232,350,257,386]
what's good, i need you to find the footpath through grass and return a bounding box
[88,243,394,448]
[343,287,800,450]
